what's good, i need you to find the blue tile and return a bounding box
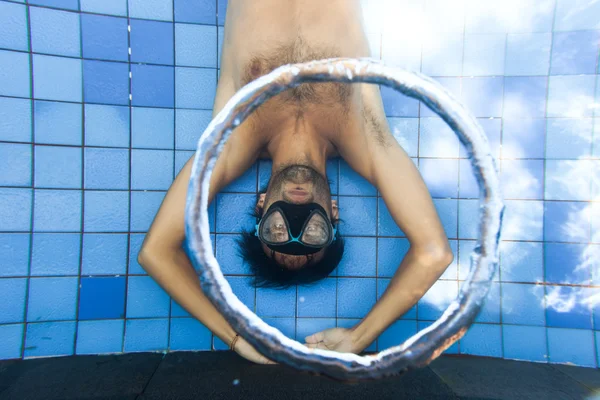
[34,101,81,145]
[546,286,593,329]
[0,2,28,51]
[34,189,81,232]
[130,19,174,65]
[0,188,32,231]
[0,50,31,97]
[555,0,600,30]
[215,234,250,275]
[175,151,194,176]
[24,321,76,358]
[418,280,458,320]
[169,318,212,351]
[0,324,24,360]
[84,104,130,147]
[33,55,81,102]
[76,320,124,354]
[84,148,129,190]
[84,191,129,232]
[222,163,257,193]
[175,24,217,68]
[175,0,216,24]
[218,27,224,68]
[503,77,548,119]
[458,239,477,280]
[82,233,127,275]
[545,160,591,201]
[128,234,146,275]
[423,0,465,33]
[35,146,81,189]
[461,77,504,118]
[30,233,80,276]
[337,278,376,318]
[463,34,506,76]
[388,117,418,157]
[256,286,296,318]
[130,191,165,232]
[0,278,27,323]
[502,200,544,241]
[227,276,255,311]
[0,234,30,277]
[502,119,546,159]
[546,118,593,159]
[132,107,174,149]
[377,278,417,319]
[337,237,376,277]
[381,85,419,117]
[459,159,479,198]
[460,323,502,357]
[29,0,78,10]
[545,243,590,284]
[501,282,545,325]
[79,276,125,320]
[339,196,377,236]
[132,64,174,108]
[419,158,459,199]
[83,60,129,106]
[547,327,596,367]
[170,298,190,318]
[296,318,336,342]
[434,198,458,239]
[129,0,173,21]
[421,33,463,76]
[500,241,544,282]
[262,317,295,340]
[419,118,460,158]
[339,161,376,196]
[464,1,508,33]
[421,77,462,118]
[175,109,212,150]
[551,31,600,75]
[258,160,272,190]
[505,33,552,76]
[544,201,589,243]
[81,14,128,62]
[81,0,127,16]
[474,281,501,323]
[378,319,417,351]
[30,7,80,57]
[501,159,544,200]
[503,325,547,362]
[127,276,170,318]
[0,143,31,186]
[460,118,502,160]
[27,277,78,321]
[176,67,216,109]
[131,149,174,190]
[124,318,169,352]
[297,278,336,318]
[381,32,422,71]
[0,97,31,142]
[217,0,227,25]
[418,320,458,354]
[547,75,596,118]
[216,193,257,233]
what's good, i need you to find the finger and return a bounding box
[304,342,319,349]
[305,331,325,344]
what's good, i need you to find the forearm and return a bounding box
[139,247,237,345]
[351,247,452,351]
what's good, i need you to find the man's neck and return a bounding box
[269,117,329,177]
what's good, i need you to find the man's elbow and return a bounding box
[138,242,160,271]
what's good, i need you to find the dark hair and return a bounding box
[235,186,344,289]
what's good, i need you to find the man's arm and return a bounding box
[333,84,454,351]
[138,75,268,359]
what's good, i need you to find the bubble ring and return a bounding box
[185,58,505,381]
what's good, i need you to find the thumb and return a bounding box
[305,331,325,344]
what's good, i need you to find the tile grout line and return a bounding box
[21,1,35,360]
[72,0,85,358]
[211,0,218,351]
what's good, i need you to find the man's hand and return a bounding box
[233,336,277,365]
[304,327,363,354]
